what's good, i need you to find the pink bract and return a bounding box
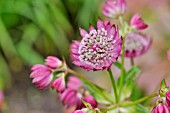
[30,64,53,89]
[70,19,122,71]
[125,32,151,58]
[72,110,86,113]
[166,91,170,110]
[102,0,127,18]
[83,94,98,108]
[51,76,65,92]
[45,56,62,69]
[130,13,148,30]
[152,104,169,113]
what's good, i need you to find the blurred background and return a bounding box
[0,0,170,113]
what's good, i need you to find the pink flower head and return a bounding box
[51,74,65,92]
[166,91,170,109]
[152,104,169,113]
[83,94,98,108]
[125,32,151,58]
[72,110,86,113]
[30,64,53,89]
[59,76,97,110]
[45,56,62,69]
[70,19,122,71]
[0,91,3,109]
[102,0,127,18]
[167,50,170,61]
[130,13,148,30]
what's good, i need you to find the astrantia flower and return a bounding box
[102,0,127,18]
[30,64,53,89]
[0,91,3,109]
[152,104,169,113]
[70,19,122,71]
[45,56,62,69]
[125,32,151,58]
[59,76,98,109]
[130,13,148,30]
[51,73,65,92]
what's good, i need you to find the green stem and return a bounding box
[68,68,114,103]
[130,58,134,66]
[108,69,118,103]
[119,37,125,100]
[120,93,158,107]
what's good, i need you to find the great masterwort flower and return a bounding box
[59,76,97,109]
[102,0,127,19]
[70,19,122,71]
[125,32,151,58]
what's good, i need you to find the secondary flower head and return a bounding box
[59,76,97,110]
[70,19,122,71]
[51,73,65,92]
[130,13,148,30]
[125,32,151,58]
[45,56,62,69]
[30,64,53,89]
[152,104,169,113]
[102,0,127,18]
[0,91,3,109]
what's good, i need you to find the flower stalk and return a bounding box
[108,69,118,103]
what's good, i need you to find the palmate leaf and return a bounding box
[82,79,115,104]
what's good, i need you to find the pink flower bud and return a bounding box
[152,104,169,113]
[0,91,3,109]
[72,110,85,113]
[83,94,98,108]
[30,64,53,89]
[167,50,170,61]
[51,74,65,92]
[103,0,127,18]
[166,91,170,109]
[130,13,148,30]
[45,56,62,69]
[67,76,82,90]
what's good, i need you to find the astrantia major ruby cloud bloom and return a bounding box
[59,76,98,109]
[125,32,151,58]
[70,19,122,71]
[130,13,148,30]
[30,64,53,89]
[102,0,127,18]
[51,74,65,92]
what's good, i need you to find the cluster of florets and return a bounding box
[30,56,97,111]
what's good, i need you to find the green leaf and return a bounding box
[124,65,141,82]
[84,82,115,104]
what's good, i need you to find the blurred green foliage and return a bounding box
[0,0,102,89]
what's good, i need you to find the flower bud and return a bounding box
[83,94,97,108]
[130,13,148,30]
[152,104,169,113]
[103,0,127,19]
[30,64,53,89]
[51,73,65,92]
[45,56,62,69]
